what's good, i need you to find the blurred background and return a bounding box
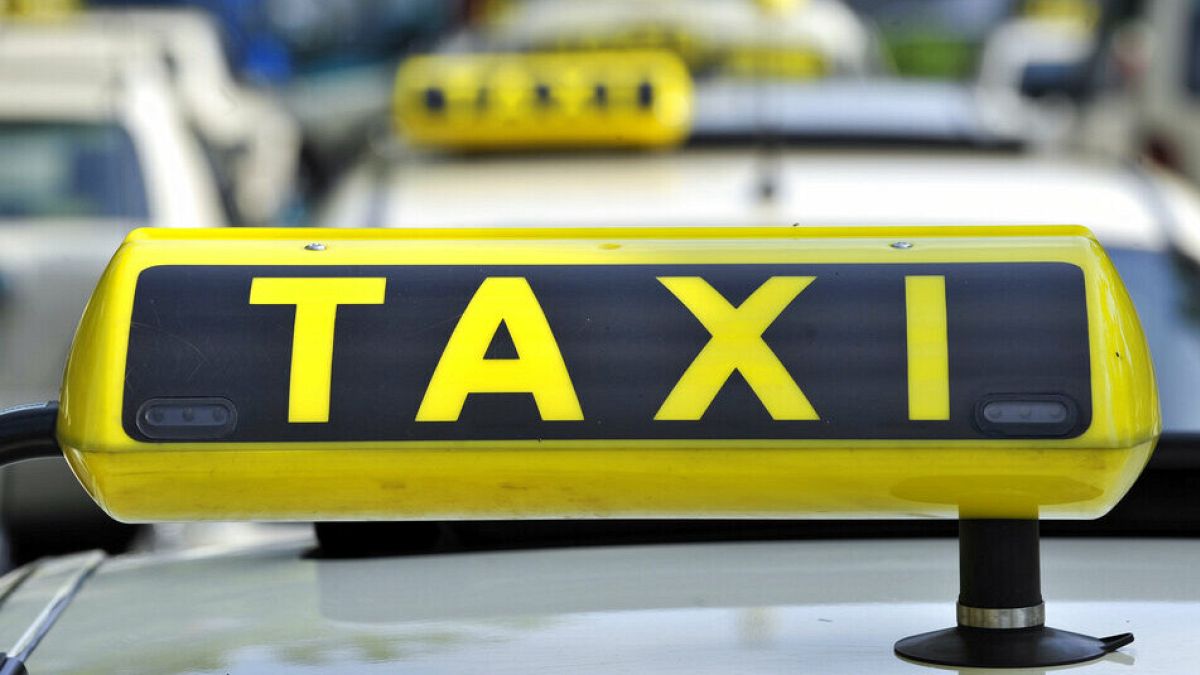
[2,0,1200,566]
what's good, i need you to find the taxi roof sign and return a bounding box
[394,50,692,150]
[57,226,1158,522]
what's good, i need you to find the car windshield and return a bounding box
[0,122,149,220]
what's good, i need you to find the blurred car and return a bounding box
[452,0,884,79]
[976,0,1099,95]
[112,0,457,200]
[974,0,1101,145]
[1,7,301,226]
[1083,0,1200,183]
[83,0,460,205]
[0,25,227,563]
[324,137,1200,455]
[320,50,1200,506]
[847,0,1019,79]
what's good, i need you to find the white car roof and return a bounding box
[0,21,161,79]
[326,149,1169,253]
[13,536,1200,672]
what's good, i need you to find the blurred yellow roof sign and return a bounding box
[394,50,693,150]
[722,46,827,79]
[480,0,876,77]
[754,0,806,16]
[0,0,79,21]
[1023,0,1099,28]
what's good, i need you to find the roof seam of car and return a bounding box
[0,564,39,615]
[1,550,105,670]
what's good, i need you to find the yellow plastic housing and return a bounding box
[394,50,692,150]
[58,226,1159,522]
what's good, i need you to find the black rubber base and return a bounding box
[0,655,27,675]
[895,626,1134,668]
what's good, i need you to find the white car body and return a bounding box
[0,9,301,225]
[0,533,1195,672]
[321,148,1183,251]
[976,15,1095,95]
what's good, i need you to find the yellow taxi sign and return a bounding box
[0,0,80,20]
[722,46,828,79]
[58,226,1158,522]
[1023,0,1099,27]
[394,50,692,150]
[755,0,805,14]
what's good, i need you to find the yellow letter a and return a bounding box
[416,277,583,421]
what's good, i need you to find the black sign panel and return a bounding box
[122,263,1091,441]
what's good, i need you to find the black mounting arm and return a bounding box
[0,402,62,468]
[895,519,1133,668]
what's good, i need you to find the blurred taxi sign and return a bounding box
[58,226,1158,521]
[722,47,827,79]
[755,0,805,15]
[1023,0,1099,27]
[0,0,79,20]
[394,50,692,150]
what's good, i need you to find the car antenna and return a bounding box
[754,2,782,203]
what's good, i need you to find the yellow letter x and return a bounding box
[655,276,818,421]
[416,277,583,422]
